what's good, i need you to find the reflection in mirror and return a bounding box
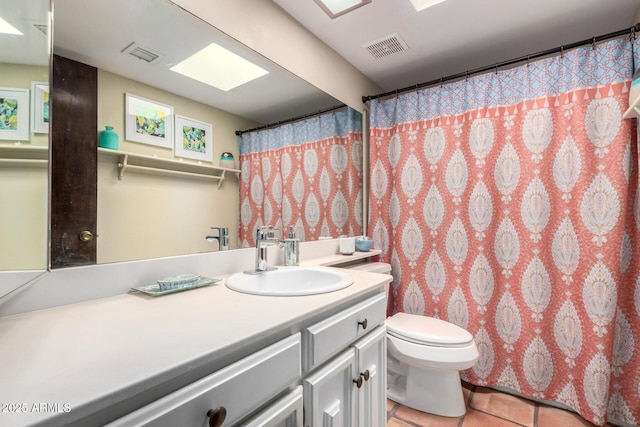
[0,0,50,296]
[237,107,364,247]
[53,0,357,264]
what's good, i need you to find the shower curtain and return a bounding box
[238,107,363,246]
[368,37,640,426]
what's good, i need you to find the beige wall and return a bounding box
[0,63,49,269]
[97,69,259,264]
[171,0,382,113]
[0,165,48,269]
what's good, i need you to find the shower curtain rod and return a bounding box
[235,103,347,135]
[362,23,640,103]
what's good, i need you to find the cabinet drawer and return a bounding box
[303,292,386,372]
[107,334,301,427]
[240,386,303,427]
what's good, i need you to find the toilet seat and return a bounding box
[386,313,473,348]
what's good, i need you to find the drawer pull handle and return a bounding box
[353,376,363,388]
[207,407,227,427]
[360,369,370,381]
[358,319,368,330]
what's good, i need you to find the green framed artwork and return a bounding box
[0,87,30,141]
[31,81,49,134]
[125,93,173,148]
[174,115,213,162]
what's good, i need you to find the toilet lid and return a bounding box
[386,313,474,347]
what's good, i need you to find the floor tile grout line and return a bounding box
[468,406,531,426]
[465,389,534,426]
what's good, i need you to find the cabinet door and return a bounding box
[303,349,357,427]
[241,386,303,427]
[353,325,387,427]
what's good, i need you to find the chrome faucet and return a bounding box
[206,226,229,251]
[245,225,281,274]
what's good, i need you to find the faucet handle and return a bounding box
[210,226,228,235]
[207,227,229,250]
[256,225,277,240]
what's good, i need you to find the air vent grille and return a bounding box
[122,42,162,64]
[32,24,48,36]
[363,33,409,59]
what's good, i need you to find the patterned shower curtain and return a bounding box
[368,37,640,426]
[238,107,363,246]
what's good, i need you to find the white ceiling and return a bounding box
[0,0,49,66]
[50,0,341,126]
[7,0,640,125]
[273,0,640,94]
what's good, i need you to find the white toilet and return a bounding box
[346,262,479,418]
[386,312,479,417]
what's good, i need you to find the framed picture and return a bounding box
[174,115,213,162]
[0,87,30,141]
[125,93,173,148]
[31,81,49,134]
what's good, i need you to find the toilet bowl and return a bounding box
[345,261,479,418]
[386,313,478,417]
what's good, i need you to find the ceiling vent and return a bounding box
[363,32,409,59]
[122,42,163,64]
[32,23,48,36]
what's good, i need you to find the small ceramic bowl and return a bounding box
[355,238,374,252]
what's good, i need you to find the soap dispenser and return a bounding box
[284,226,299,266]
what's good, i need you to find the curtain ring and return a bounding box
[592,37,596,49]
[527,55,530,66]
[495,64,498,74]
[560,46,564,58]
[631,26,637,41]
[440,77,444,87]
[465,70,469,80]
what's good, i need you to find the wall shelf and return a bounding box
[98,148,240,189]
[0,145,48,168]
[304,249,382,268]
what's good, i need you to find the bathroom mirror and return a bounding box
[51,0,358,265]
[0,0,51,297]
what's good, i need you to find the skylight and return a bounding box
[170,43,268,92]
[409,0,447,11]
[314,0,371,19]
[0,16,23,35]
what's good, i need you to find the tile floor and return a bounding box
[386,381,616,427]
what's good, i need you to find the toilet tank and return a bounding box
[344,262,392,296]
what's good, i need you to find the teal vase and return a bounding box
[219,152,235,169]
[99,126,118,150]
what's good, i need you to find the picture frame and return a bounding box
[125,93,173,148]
[31,81,50,134]
[0,87,30,141]
[174,115,213,162]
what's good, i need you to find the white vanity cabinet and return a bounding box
[241,386,303,427]
[353,325,387,427]
[106,334,301,427]
[0,255,393,427]
[303,292,387,427]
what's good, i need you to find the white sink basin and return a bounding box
[225,266,353,296]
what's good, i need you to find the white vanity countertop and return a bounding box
[0,267,389,427]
